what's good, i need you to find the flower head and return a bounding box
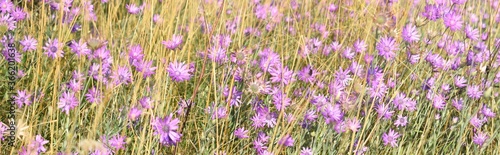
[376,36,399,61]
[151,114,182,146]
[234,127,249,139]
[402,24,420,43]
[443,12,463,31]
[382,129,400,147]
[58,92,79,115]
[43,38,64,59]
[167,61,192,82]
[20,35,37,52]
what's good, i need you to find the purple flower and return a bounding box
[151,114,182,146]
[10,7,27,21]
[300,147,313,155]
[431,93,446,110]
[85,87,102,104]
[58,91,79,115]
[271,90,291,111]
[334,67,352,86]
[0,0,13,13]
[128,44,144,65]
[297,65,319,83]
[321,104,343,124]
[481,105,496,118]
[28,135,49,153]
[234,127,249,139]
[140,96,153,109]
[467,85,483,99]
[465,25,479,41]
[128,107,142,121]
[382,129,400,147]
[69,39,91,57]
[0,13,15,30]
[111,66,133,85]
[402,24,420,43]
[443,12,463,31]
[14,90,32,108]
[167,61,192,82]
[394,115,408,127]
[162,35,183,50]
[208,46,227,64]
[376,103,394,120]
[0,122,7,140]
[126,4,142,14]
[20,35,37,52]
[43,38,64,59]
[134,60,157,78]
[469,114,485,128]
[353,40,367,53]
[153,14,163,24]
[269,66,296,85]
[108,135,126,150]
[452,98,463,111]
[376,36,399,61]
[422,4,443,21]
[454,76,467,88]
[451,0,466,5]
[345,117,361,132]
[472,131,489,147]
[278,134,294,147]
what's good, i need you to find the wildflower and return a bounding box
[234,127,249,139]
[452,98,463,111]
[297,65,319,83]
[139,96,153,109]
[376,103,394,120]
[353,40,367,53]
[376,36,399,61]
[20,35,37,52]
[208,46,227,64]
[321,104,344,124]
[454,76,467,88]
[300,147,313,155]
[85,87,102,104]
[167,61,192,82]
[58,92,79,115]
[162,35,183,50]
[151,114,182,146]
[28,135,49,153]
[443,12,463,31]
[422,4,443,21]
[0,13,15,30]
[14,90,32,108]
[394,115,408,127]
[472,132,489,147]
[111,66,133,85]
[43,38,64,59]
[126,4,142,14]
[345,117,361,132]
[269,66,296,85]
[465,25,479,41]
[108,135,126,150]
[271,90,291,111]
[467,85,483,99]
[278,134,294,147]
[469,114,485,128]
[481,105,496,118]
[0,0,13,13]
[402,24,420,43]
[382,129,400,147]
[128,107,142,121]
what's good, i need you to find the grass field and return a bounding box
[0,0,499,154]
